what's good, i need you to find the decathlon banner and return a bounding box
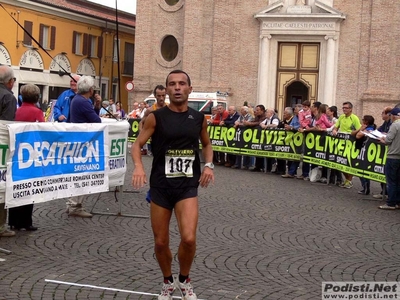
[207,125,303,161]
[103,119,129,187]
[5,122,110,208]
[302,131,386,183]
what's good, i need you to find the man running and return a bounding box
[131,70,214,300]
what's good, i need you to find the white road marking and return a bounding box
[45,279,206,299]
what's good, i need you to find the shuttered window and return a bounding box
[23,21,33,46]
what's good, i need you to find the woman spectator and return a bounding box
[326,105,338,131]
[115,102,125,119]
[9,84,44,231]
[326,106,342,185]
[355,115,377,195]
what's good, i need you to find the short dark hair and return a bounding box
[166,70,191,86]
[153,85,165,96]
[343,101,353,108]
[256,104,266,112]
[312,101,322,109]
[302,100,311,107]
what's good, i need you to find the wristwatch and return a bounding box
[204,162,214,170]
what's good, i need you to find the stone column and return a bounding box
[324,35,337,106]
[257,34,272,106]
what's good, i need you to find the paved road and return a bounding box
[0,155,398,300]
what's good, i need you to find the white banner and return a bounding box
[6,122,110,208]
[0,120,129,207]
[103,119,129,187]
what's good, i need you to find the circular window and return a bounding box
[161,35,179,62]
[165,0,179,5]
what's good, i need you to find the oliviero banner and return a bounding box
[128,121,387,183]
[0,120,129,208]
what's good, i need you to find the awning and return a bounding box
[48,74,70,88]
[17,70,47,85]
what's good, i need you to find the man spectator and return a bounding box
[233,106,255,169]
[285,104,302,131]
[53,74,80,122]
[0,65,17,237]
[260,108,280,173]
[332,101,361,188]
[373,106,393,199]
[128,102,140,118]
[245,105,267,172]
[99,100,110,117]
[378,108,400,210]
[66,76,102,217]
[220,105,240,167]
[278,107,295,176]
[140,85,167,155]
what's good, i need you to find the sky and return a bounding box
[88,0,136,14]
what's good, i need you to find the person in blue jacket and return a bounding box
[53,74,80,122]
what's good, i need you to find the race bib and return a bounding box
[165,149,195,178]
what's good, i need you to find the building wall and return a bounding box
[0,1,134,111]
[133,0,400,122]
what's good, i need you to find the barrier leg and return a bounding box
[90,187,149,219]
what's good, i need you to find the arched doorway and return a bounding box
[286,81,309,108]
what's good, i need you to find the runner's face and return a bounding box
[166,73,192,104]
[155,89,166,106]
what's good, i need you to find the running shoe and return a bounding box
[175,278,197,300]
[158,280,175,300]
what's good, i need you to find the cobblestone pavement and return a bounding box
[0,155,399,300]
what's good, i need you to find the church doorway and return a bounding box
[276,42,319,116]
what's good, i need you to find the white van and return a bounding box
[144,91,228,119]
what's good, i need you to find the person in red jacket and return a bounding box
[212,104,229,164]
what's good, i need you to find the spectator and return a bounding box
[332,101,362,188]
[233,106,255,169]
[0,65,17,237]
[115,102,125,119]
[245,105,267,172]
[53,74,80,122]
[298,100,312,130]
[314,104,333,131]
[326,106,342,185]
[373,106,393,199]
[214,104,229,165]
[355,115,376,195]
[284,104,302,131]
[128,102,140,118]
[326,106,338,131]
[99,100,110,117]
[260,108,280,173]
[277,107,295,175]
[108,98,117,115]
[66,76,102,217]
[220,106,240,167]
[378,107,400,210]
[9,84,44,231]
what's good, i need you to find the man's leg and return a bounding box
[0,202,15,237]
[150,202,174,277]
[174,197,198,277]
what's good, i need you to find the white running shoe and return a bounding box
[175,278,197,300]
[158,281,175,300]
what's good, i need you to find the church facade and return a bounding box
[132,0,400,118]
